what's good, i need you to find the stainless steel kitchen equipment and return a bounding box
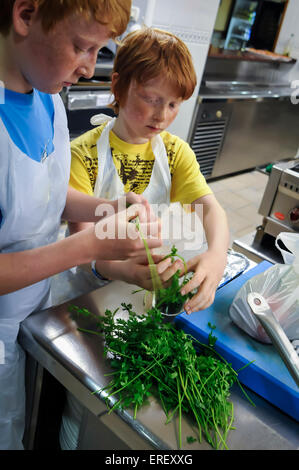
[258,159,299,238]
[247,292,299,388]
[62,83,115,140]
[189,80,299,179]
[233,159,299,265]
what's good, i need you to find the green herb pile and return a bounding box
[155,246,193,315]
[69,303,253,450]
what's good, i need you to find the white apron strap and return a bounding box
[90,113,114,126]
[93,117,116,198]
[148,134,171,206]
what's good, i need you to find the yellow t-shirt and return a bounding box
[69,122,212,205]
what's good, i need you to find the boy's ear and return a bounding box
[111,72,119,92]
[111,72,119,87]
[12,0,39,37]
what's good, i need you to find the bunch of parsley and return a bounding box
[69,303,253,450]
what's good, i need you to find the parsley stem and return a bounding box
[77,327,101,336]
[143,368,177,398]
[134,403,138,419]
[165,404,179,424]
[211,407,229,450]
[135,216,162,293]
[198,364,220,398]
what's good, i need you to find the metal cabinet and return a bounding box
[190,86,299,179]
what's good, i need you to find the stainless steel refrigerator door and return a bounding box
[211,96,299,178]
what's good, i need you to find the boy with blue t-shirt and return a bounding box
[0,0,164,450]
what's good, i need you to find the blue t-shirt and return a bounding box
[0,87,55,226]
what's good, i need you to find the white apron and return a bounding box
[0,94,70,449]
[93,117,171,208]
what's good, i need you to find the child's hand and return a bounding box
[114,192,157,223]
[157,258,185,285]
[90,203,162,261]
[94,254,172,290]
[180,251,227,314]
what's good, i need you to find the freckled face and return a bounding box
[115,76,182,144]
[17,14,111,94]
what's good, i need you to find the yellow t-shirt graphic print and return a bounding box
[69,122,212,205]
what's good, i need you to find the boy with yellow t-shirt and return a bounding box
[69,28,230,313]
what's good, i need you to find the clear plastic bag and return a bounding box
[229,232,299,344]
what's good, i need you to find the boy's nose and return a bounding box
[77,51,98,80]
[154,104,167,122]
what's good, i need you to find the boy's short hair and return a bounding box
[112,28,197,113]
[0,0,131,38]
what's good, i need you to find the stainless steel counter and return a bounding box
[199,81,295,100]
[232,230,284,265]
[19,277,299,451]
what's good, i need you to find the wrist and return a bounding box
[206,243,229,258]
[204,249,228,271]
[98,259,129,284]
[69,226,101,266]
[112,196,128,214]
[91,260,109,281]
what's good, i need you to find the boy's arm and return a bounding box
[179,194,229,313]
[193,194,229,259]
[62,186,112,222]
[67,136,104,232]
[164,139,229,312]
[92,255,180,291]
[0,231,92,295]
[62,186,154,223]
[0,205,162,295]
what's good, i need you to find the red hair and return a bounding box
[0,0,131,38]
[112,27,197,113]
